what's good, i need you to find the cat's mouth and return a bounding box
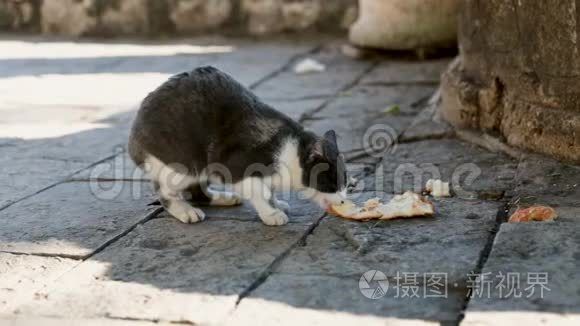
[301,188,346,211]
[322,198,346,212]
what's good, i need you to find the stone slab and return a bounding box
[462,223,580,325]
[356,139,518,200]
[0,54,215,78]
[462,312,580,326]
[71,152,148,181]
[271,192,501,284]
[0,157,86,209]
[254,45,373,101]
[210,43,316,88]
[400,93,454,142]
[303,85,437,153]
[0,181,157,258]
[231,274,457,325]
[511,157,580,207]
[233,194,501,324]
[12,218,311,324]
[198,191,323,225]
[400,118,453,142]
[263,98,327,122]
[360,59,451,85]
[0,253,78,315]
[0,318,166,326]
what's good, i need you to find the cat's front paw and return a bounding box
[260,209,289,226]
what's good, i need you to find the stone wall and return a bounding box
[0,0,357,36]
[440,0,580,162]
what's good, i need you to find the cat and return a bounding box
[128,66,347,226]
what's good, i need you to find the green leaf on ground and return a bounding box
[383,105,401,115]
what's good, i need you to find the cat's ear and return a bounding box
[324,130,337,146]
[310,131,338,161]
[310,139,325,160]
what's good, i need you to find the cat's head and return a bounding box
[301,130,347,210]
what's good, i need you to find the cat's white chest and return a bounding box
[272,139,304,191]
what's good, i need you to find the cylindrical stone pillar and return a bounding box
[440,0,580,162]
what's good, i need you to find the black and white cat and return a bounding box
[129,66,346,226]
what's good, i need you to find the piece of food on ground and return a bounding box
[329,191,434,221]
[508,206,558,223]
[376,192,434,220]
[425,179,451,197]
[329,200,359,218]
[293,58,326,74]
[328,199,382,220]
[364,197,381,210]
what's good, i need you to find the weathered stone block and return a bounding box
[0,0,40,31]
[441,0,580,163]
[98,0,150,35]
[7,0,357,36]
[169,0,232,33]
[41,0,97,36]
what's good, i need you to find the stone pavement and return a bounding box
[0,37,579,326]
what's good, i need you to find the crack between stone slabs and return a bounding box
[298,61,380,124]
[360,80,441,87]
[399,130,456,144]
[82,206,164,261]
[103,314,196,325]
[0,207,165,318]
[455,129,526,161]
[344,131,458,164]
[19,156,93,165]
[0,250,80,261]
[261,93,335,102]
[453,200,510,326]
[234,212,328,306]
[0,152,123,213]
[0,207,164,262]
[67,178,150,183]
[248,45,322,90]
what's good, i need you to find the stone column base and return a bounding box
[440,58,580,163]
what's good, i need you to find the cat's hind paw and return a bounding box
[167,201,206,224]
[260,209,289,226]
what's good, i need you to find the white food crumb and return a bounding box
[425,179,451,197]
[293,58,326,74]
